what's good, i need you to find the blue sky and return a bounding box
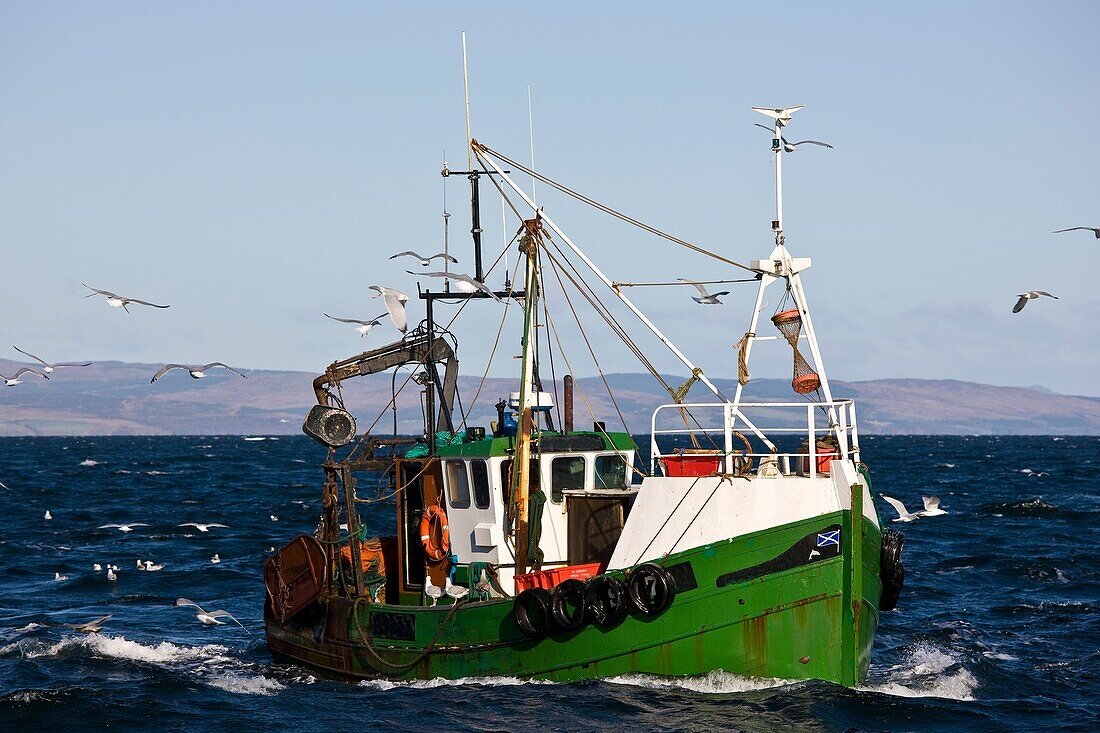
[2,2,1098,396]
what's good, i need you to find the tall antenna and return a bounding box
[751,105,803,242]
[502,195,511,289]
[442,150,451,290]
[462,32,472,170]
[527,84,537,205]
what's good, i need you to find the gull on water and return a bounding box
[175,598,245,628]
[2,368,49,386]
[324,313,388,337]
[83,284,170,312]
[270,515,278,522]
[179,522,228,533]
[64,614,113,634]
[678,278,730,305]
[106,567,117,582]
[93,563,102,571]
[143,561,165,572]
[369,285,410,333]
[1053,226,1100,239]
[55,572,69,581]
[151,363,247,383]
[1012,291,1058,313]
[416,271,502,302]
[99,523,149,533]
[389,250,458,266]
[44,510,52,520]
[210,554,221,564]
[13,346,92,373]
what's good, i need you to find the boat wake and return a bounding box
[0,634,284,696]
[862,643,978,701]
[359,675,554,691]
[605,669,797,694]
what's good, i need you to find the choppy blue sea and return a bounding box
[1,435,1097,732]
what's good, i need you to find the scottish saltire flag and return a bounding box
[817,529,840,548]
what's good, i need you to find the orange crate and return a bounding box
[515,562,601,592]
[660,451,723,477]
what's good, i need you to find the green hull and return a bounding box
[266,509,883,686]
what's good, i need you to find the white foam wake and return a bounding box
[2,634,284,696]
[607,669,798,694]
[359,675,553,691]
[861,643,978,701]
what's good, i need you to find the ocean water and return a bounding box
[0,435,1097,732]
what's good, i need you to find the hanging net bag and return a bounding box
[771,308,821,395]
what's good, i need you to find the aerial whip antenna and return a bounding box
[751,105,803,242]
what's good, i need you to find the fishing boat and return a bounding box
[263,103,905,686]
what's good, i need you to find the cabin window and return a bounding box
[471,460,491,509]
[445,461,471,509]
[595,454,628,489]
[551,456,586,503]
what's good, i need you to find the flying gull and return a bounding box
[83,284,169,312]
[2,368,49,387]
[1053,226,1100,239]
[678,278,730,305]
[12,346,91,372]
[369,285,410,333]
[179,522,228,532]
[880,495,923,523]
[324,313,388,337]
[99,523,149,533]
[389,250,458,266]
[175,598,245,628]
[415,271,502,302]
[1012,291,1058,313]
[64,614,113,634]
[151,363,247,383]
[919,495,948,517]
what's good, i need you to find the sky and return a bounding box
[2,2,1098,397]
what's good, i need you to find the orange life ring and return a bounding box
[419,505,451,562]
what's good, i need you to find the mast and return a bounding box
[511,218,541,577]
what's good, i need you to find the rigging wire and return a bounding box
[473,141,756,273]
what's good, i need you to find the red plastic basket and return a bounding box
[660,451,723,477]
[515,562,601,592]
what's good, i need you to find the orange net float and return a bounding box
[771,308,821,395]
[419,504,451,562]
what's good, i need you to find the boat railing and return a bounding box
[649,400,860,479]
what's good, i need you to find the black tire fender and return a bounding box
[513,587,553,638]
[879,529,905,612]
[627,563,677,616]
[585,575,630,628]
[550,579,588,632]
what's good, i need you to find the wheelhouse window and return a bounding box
[551,456,586,503]
[595,454,628,489]
[445,461,470,509]
[471,460,491,510]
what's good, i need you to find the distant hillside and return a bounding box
[1,358,1098,436]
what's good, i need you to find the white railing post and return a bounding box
[838,403,850,461]
[807,404,817,479]
[651,406,660,476]
[849,401,860,464]
[723,402,734,474]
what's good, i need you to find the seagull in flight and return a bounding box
[1053,226,1100,239]
[324,313,388,337]
[1012,291,1058,313]
[389,250,458,266]
[99,523,149,533]
[880,495,922,522]
[175,598,245,628]
[64,614,113,634]
[179,522,228,532]
[83,284,169,312]
[415,271,502,302]
[151,363,247,383]
[919,495,948,517]
[754,123,834,153]
[678,278,730,305]
[369,285,410,333]
[2,368,49,387]
[12,347,91,373]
